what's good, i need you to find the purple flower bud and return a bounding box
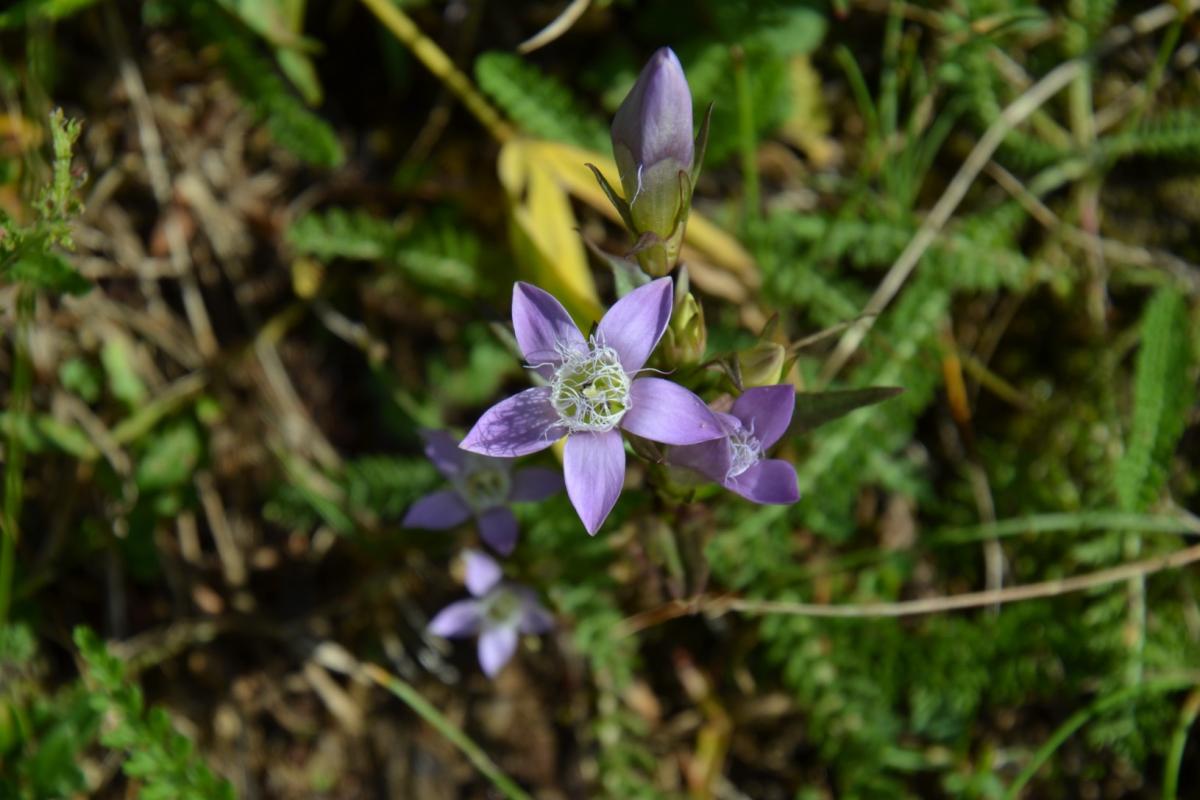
[611,47,695,204]
[610,49,698,276]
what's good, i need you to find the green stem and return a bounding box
[1163,688,1200,800]
[731,45,759,228]
[1003,677,1196,799]
[366,663,533,800]
[0,288,34,623]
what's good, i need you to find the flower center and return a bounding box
[461,466,510,511]
[725,424,763,481]
[482,587,522,627]
[550,339,631,433]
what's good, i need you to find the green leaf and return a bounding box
[475,51,608,150]
[1115,288,1194,511]
[136,422,203,492]
[4,250,90,295]
[0,0,101,29]
[101,337,148,408]
[792,386,905,436]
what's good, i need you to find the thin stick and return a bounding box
[619,541,1200,634]
[819,0,1200,382]
[358,0,514,143]
[517,0,592,54]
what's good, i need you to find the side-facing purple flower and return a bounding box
[427,550,554,677]
[403,430,563,555]
[669,385,800,504]
[460,278,724,534]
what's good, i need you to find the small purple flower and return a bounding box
[403,430,563,555]
[669,385,800,504]
[428,550,554,677]
[461,278,724,534]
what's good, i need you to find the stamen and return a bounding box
[550,337,632,433]
[725,422,763,481]
[460,464,511,510]
[482,586,522,627]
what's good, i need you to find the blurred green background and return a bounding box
[1,1,1199,798]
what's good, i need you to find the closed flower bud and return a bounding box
[662,291,706,366]
[737,341,786,388]
[611,47,695,276]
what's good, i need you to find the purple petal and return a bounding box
[517,590,555,634]
[460,387,565,457]
[731,385,795,450]
[596,277,673,373]
[668,436,731,483]
[620,377,725,445]
[512,282,585,370]
[464,549,503,596]
[509,467,564,502]
[428,599,482,638]
[725,459,800,505]
[420,429,467,479]
[478,507,519,556]
[564,430,626,535]
[402,489,471,529]
[478,627,519,677]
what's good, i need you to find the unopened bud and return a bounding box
[611,48,695,276]
[661,291,707,366]
[737,341,786,388]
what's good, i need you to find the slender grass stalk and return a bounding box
[357,0,513,144]
[730,45,760,228]
[363,663,533,800]
[1163,688,1200,800]
[1003,677,1196,800]
[0,288,34,623]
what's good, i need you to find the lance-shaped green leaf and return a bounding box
[791,386,904,435]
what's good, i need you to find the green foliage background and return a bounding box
[1,1,1199,798]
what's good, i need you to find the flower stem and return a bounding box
[358,0,514,144]
[731,45,760,228]
[0,287,34,623]
[363,663,532,800]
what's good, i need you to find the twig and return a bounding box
[517,0,592,53]
[195,471,247,587]
[358,0,513,143]
[619,541,1200,634]
[105,4,218,359]
[820,0,1200,382]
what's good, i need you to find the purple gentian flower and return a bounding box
[460,278,724,534]
[428,550,554,677]
[403,430,563,555]
[669,385,800,504]
[611,47,695,204]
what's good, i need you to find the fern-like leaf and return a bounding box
[474,51,608,150]
[1115,288,1194,511]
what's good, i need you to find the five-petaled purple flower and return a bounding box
[669,385,800,504]
[403,430,563,555]
[428,550,554,677]
[460,278,724,534]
